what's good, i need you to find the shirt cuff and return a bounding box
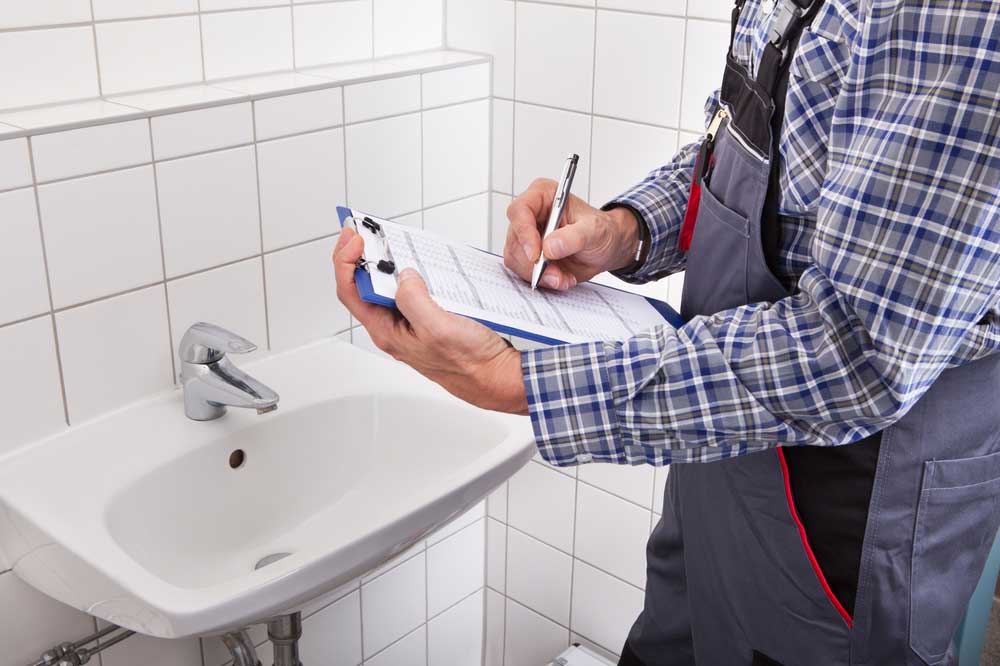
[603,194,674,284]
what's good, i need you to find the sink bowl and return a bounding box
[0,338,534,638]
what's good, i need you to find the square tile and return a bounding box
[599,0,686,15]
[513,103,591,197]
[487,518,506,592]
[96,16,203,95]
[594,11,685,126]
[0,318,65,455]
[254,87,343,141]
[0,138,33,191]
[487,480,508,522]
[579,462,655,509]
[39,166,162,308]
[507,528,573,625]
[100,635,203,666]
[265,237,351,351]
[362,551,427,656]
[151,103,253,160]
[167,259,268,368]
[374,0,443,57]
[365,626,425,666]
[0,0,91,29]
[688,0,732,20]
[422,99,489,207]
[423,193,489,248]
[589,116,678,207]
[504,600,569,666]
[485,589,505,666]
[0,189,49,325]
[515,3,595,113]
[427,520,485,616]
[299,590,362,666]
[0,572,95,666]
[428,590,483,666]
[492,99,514,194]
[422,63,490,108]
[157,146,261,277]
[294,1,372,68]
[201,8,294,80]
[112,85,246,113]
[446,0,515,98]
[344,75,420,124]
[31,119,152,183]
[574,483,650,588]
[202,0,287,8]
[56,286,173,422]
[571,560,644,654]
[0,100,137,133]
[0,27,99,108]
[258,128,345,250]
[92,0,197,20]
[508,460,577,552]
[681,19,730,132]
[345,113,421,217]
[490,193,513,255]
[394,211,423,228]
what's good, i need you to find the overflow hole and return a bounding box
[229,449,246,469]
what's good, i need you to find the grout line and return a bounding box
[585,3,598,204]
[675,5,691,133]
[249,101,273,351]
[567,463,582,632]
[498,96,689,133]
[88,0,105,98]
[197,0,208,83]
[370,0,375,60]
[289,5,297,71]
[148,119,178,385]
[504,596,624,659]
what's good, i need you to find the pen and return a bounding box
[531,153,579,290]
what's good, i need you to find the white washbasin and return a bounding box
[0,338,534,638]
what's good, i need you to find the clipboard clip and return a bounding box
[347,215,397,275]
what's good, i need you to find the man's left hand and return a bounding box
[333,228,529,415]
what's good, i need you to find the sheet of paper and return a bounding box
[357,214,670,344]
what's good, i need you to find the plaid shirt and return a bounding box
[522,0,1000,466]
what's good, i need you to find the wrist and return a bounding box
[606,207,641,272]
[490,348,529,415]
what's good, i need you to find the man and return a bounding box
[334,0,1000,663]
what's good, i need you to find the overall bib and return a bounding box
[618,1,1000,664]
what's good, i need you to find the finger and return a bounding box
[507,180,555,263]
[539,264,577,291]
[543,220,598,261]
[333,229,394,329]
[503,224,535,280]
[394,268,448,338]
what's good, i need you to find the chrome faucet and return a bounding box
[179,323,280,421]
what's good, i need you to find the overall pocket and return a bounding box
[682,184,751,317]
[909,448,1000,665]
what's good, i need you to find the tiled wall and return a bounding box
[445,0,734,662]
[0,0,445,109]
[0,53,491,666]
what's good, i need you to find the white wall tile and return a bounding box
[0,190,49,325]
[0,318,65,454]
[39,166,161,308]
[574,483,650,588]
[152,103,254,160]
[254,87,343,141]
[589,116,677,207]
[265,238,351,352]
[373,0,443,57]
[32,119,151,183]
[594,11,685,126]
[492,99,513,195]
[599,0,686,14]
[653,466,668,512]
[423,193,489,248]
[536,0,596,6]
[0,573,96,666]
[579,462,655,509]
[688,0,732,21]
[167,259,268,367]
[490,192,512,255]
[507,528,573,625]
[570,560,644,654]
[344,75,420,124]
[446,0,515,98]
[365,626,426,666]
[294,1,372,68]
[362,551,427,657]
[0,138,32,191]
[92,0,197,20]
[394,211,423,228]
[201,8,294,80]
[504,600,569,666]
[0,27,99,108]
[422,63,490,108]
[202,0,287,8]
[157,146,260,277]
[0,1,91,29]
[427,501,485,546]
[487,481,508,522]
[487,518,506,592]
[508,461,576,552]
[345,113,421,218]
[513,102,591,196]
[428,590,483,666]
[56,286,173,422]
[422,99,489,207]
[427,520,485,617]
[515,3,595,113]
[300,590,362,666]
[680,19,729,132]
[485,589,505,666]
[258,128,345,250]
[100,635,203,666]
[96,16,203,95]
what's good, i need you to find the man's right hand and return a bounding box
[504,178,641,291]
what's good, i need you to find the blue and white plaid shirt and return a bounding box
[521,0,1000,467]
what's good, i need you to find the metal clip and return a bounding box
[768,0,815,48]
[349,215,397,276]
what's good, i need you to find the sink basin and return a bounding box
[0,338,534,638]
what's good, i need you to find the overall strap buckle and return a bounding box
[769,0,820,49]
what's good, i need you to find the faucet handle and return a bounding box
[179,322,257,365]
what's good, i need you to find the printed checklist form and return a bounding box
[340,207,683,346]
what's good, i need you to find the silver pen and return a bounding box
[531,153,579,290]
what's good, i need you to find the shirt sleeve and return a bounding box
[522,3,1000,467]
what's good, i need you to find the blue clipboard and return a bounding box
[338,206,684,345]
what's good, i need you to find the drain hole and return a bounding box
[255,552,292,570]
[229,449,246,469]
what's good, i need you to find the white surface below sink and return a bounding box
[0,338,535,638]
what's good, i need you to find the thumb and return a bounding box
[394,268,445,333]
[543,221,598,261]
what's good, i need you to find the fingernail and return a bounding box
[547,238,565,258]
[543,274,560,289]
[398,268,419,281]
[569,275,578,288]
[522,243,534,260]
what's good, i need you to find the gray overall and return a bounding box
[618,1,1000,664]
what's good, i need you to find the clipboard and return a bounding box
[338,206,684,346]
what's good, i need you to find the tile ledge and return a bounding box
[0,49,492,140]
